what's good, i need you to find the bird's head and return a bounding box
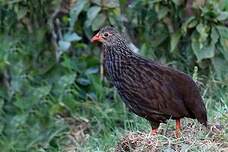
[91,26,125,46]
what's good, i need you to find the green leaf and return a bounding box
[108,11,119,26]
[0,99,4,111]
[58,74,76,88]
[172,0,184,6]
[188,20,198,28]
[170,31,181,53]
[16,9,27,20]
[64,32,81,42]
[181,16,196,34]
[70,0,88,30]
[219,38,228,60]
[216,26,228,60]
[217,11,228,21]
[92,0,120,8]
[85,6,101,27]
[212,57,228,81]
[216,26,228,39]
[211,27,219,43]
[194,42,215,61]
[92,13,106,31]
[196,23,209,43]
[157,7,169,20]
[32,85,52,99]
[192,33,215,61]
[14,96,36,110]
[219,0,228,10]
[51,74,76,97]
[10,114,28,128]
[85,67,99,75]
[77,78,91,86]
[58,40,71,51]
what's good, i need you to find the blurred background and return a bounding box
[0,0,227,151]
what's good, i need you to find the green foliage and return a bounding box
[125,0,228,80]
[0,0,227,151]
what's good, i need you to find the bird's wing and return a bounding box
[120,60,190,118]
[162,65,207,125]
[147,63,207,125]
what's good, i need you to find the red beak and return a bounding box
[91,33,102,43]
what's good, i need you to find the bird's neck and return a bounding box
[102,44,133,81]
[103,44,134,57]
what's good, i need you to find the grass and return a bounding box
[47,72,228,152]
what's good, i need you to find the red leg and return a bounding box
[150,128,158,135]
[176,119,181,138]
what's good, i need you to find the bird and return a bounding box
[91,26,207,138]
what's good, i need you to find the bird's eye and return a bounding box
[104,32,109,37]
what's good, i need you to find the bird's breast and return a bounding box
[104,57,122,82]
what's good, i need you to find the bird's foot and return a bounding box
[150,128,158,136]
[175,119,181,138]
[175,129,181,138]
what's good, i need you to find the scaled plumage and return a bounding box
[91,26,207,137]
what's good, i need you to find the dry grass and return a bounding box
[115,121,227,152]
[57,117,90,152]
